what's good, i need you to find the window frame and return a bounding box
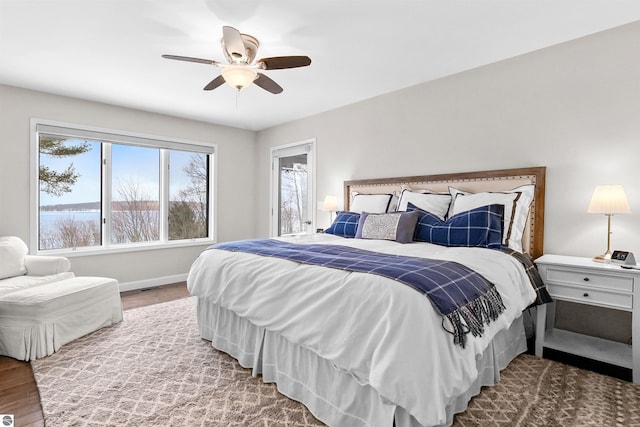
[30,118,217,256]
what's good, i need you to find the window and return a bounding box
[32,121,215,253]
[110,145,160,244]
[168,150,209,240]
[39,137,102,250]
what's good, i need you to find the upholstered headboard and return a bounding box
[344,166,546,259]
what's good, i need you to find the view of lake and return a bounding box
[39,210,101,233]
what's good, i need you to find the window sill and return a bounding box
[35,238,215,258]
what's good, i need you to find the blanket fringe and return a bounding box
[443,287,506,348]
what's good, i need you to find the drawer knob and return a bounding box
[583,277,590,282]
[583,292,590,297]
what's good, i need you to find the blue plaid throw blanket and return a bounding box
[211,239,506,348]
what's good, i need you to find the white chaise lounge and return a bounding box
[0,236,123,360]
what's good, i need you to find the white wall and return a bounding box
[0,85,257,288]
[256,22,640,260]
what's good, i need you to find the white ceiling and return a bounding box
[1,1,640,131]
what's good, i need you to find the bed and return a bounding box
[187,166,549,427]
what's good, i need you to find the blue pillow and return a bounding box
[407,202,504,248]
[324,211,361,238]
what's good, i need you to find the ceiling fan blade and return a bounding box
[203,75,226,91]
[258,56,311,70]
[222,26,247,61]
[254,73,283,94]
[162,54,218,65]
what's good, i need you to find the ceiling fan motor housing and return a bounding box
[222,34,259,64]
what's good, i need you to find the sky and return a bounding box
[40,139,201,206]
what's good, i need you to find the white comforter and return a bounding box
[187,234,537,426]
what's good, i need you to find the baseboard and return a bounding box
[118,273,188,292]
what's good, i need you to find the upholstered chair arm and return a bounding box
[24,255,71,276]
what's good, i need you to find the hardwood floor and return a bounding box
[0,358,42,427]
[120,281,191,311]
[0,282,190,427]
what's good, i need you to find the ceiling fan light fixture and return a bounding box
[221,66,257,90]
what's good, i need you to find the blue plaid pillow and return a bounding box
[407,202,504,248]
[324,211,361,238]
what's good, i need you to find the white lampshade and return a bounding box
[322,195,338,212]
[587,184,631,263]
[221,65,257,90]
[587,185,631,214]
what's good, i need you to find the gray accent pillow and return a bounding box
[355,210,420,243]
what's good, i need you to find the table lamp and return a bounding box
[587,184,631,262]
[322,195,338,223]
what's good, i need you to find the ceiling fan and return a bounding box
[162,26,311,94]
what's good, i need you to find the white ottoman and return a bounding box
[0,276,123,361]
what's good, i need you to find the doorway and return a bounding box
[270,139,315,237]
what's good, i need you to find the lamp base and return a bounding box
[593,251,612,263]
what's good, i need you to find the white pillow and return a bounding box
[0,236,29,279]
[387,193,399,212]
[449,184,535,252]
[396,189,452,220]
[350,192,394,214]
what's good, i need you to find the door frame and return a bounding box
[269,138,316,237]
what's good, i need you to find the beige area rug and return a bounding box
[32,297,324,427]
[453,355,640,427]
[32,297,640,427]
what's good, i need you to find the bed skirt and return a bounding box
[196,297,527,427]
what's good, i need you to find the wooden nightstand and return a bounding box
[535,254,639,384]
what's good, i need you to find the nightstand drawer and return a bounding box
[546,268,634,293]
[547,283,633,310]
